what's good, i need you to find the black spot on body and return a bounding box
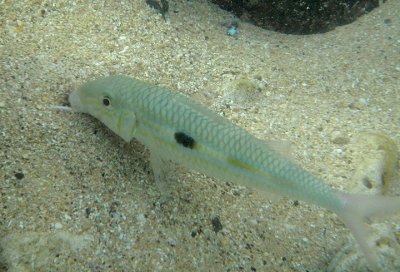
[174,132,195,149]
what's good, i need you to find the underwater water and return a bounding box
[1,0,399,271]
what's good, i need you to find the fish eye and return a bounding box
[102,96,111,107]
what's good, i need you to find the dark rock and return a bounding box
[212,0,383,34]
[15,172,24,180]
[211,216,223,233]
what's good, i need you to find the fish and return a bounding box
[68,75,400,270]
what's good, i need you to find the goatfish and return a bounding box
[66,75,400,270]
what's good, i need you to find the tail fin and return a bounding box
[336,192,400,270]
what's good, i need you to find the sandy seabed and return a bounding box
[1,0,399,271]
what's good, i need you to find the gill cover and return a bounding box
[107,108,137,142]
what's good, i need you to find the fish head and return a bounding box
[69,76,137,142]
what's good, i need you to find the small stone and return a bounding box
[167,239,176,247]
[249,219,258,225]
[15,172,24,180]
[211,216,223,233]
[63,214,72,221]
[332,137,350,145]
[224,79,263,105]
[219,236,229,247]
[383,18,391,25]
[136,213,146,226]
[332,148,344,158]
[358,97,368,106]
[330,131,350,145]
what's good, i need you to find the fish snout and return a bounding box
[68,91,84,112]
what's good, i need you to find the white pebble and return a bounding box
[54,222,63,229]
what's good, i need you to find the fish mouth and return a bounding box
[68,90,84,112]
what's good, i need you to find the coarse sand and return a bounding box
[1,0,399,271]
